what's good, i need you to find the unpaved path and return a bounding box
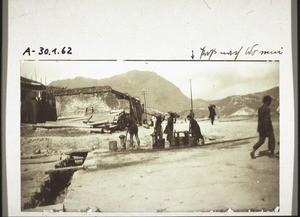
[62,138,279,212]
[21,118,280,212]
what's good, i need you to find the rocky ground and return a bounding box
[21,117,280,213]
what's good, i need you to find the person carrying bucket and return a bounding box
[187,114,205,144]
[125,114,140,149]
[164,112,177,144]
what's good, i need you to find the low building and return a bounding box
[21,77,57,124]
[48,86,144,125]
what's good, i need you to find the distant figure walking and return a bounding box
[250,95,275,159]
[187,115,204,144]
[125,114,140,149]
[154,114,164,140]
[208,105,216,125]
[164,112,176,143]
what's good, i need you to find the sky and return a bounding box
[15,0,282,101]
[20,60,279,100]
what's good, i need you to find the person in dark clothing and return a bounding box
[250,95,275,159]
[31,97,38,124]
[208,105,216,125]
[164,112,176,143]
[189,110,195,119]
[125,115,140,149]
[154,114,164,140]
[187,115,204,144]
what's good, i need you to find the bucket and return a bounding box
[126,140,134,149]
[175,132,188,146]
[119,136,126,149]
[174,137,180,146]
[151,133,157,147]
[188,136,197,146]
[153,138,165,149]
[182,131,189,146]
[169,136,176,147]
[179,137,185,146]
[109,141,118,151]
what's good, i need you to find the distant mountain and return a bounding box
[212,86,279,117]
[179,86,279,118]
[49,72,279,118]
[50,71,194,113]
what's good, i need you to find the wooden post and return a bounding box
[190,79,193,111]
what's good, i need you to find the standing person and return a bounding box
[208,105,217,125]
[31,96,38,124]
[164,112,176,143]
[187,115,205,144]
[151,115,156,127]
[125,114,140,149]
[250,95,275,159]
[189,110,195,119]
[154,114,164,140]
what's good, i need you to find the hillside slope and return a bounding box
[50,72,279,117]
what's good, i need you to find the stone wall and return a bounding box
[55,92,130,117]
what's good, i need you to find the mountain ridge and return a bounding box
[49,71,279,117]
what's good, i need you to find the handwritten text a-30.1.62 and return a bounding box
[22,47,72,56]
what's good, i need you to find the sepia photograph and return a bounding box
[20,60,280,212]
[3,0,296,216]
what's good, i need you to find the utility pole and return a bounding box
[141,89,148,123]
[190,79,193,111]
[35,65,37,81]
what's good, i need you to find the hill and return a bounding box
[179,87,279,118]
[49,72,279,118]
[50,71,193,113]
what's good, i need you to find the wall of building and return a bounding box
[55,92,130,117]
[21,90,38,123]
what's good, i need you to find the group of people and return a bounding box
[123,95,277,160]
[124,110,206,149]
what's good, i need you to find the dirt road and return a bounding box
[21,118,280,212]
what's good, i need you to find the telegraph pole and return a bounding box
[190,79,193,111]
[141,89,148,123]
[35,65,37,81]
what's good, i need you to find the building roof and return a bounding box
[21,76,46,91]
[47,86,140,103]
[48,86,113,96]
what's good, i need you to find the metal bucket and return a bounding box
[109,141,118,151]
[151,133,157,147]
[182,131,189,146]
[169,136,176,147]
[126,140,135,149]
[119,135,126,150]
[188,136,197,146]
[174,137,180,146]
[153,138,165,149]
[174,132,188,146]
